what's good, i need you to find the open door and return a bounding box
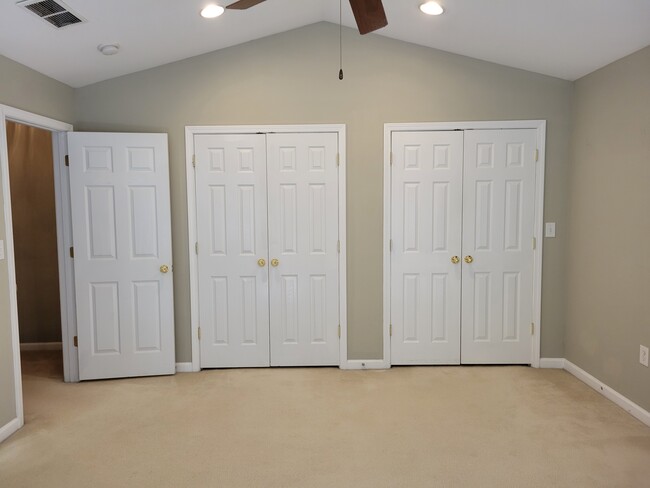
[67,133,174,380]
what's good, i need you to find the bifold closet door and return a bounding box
[266,133,340,366]
[390,131,464,365]
[461,129,537,364]
[195,134,270,368]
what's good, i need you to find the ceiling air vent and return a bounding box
[17,0,85,29]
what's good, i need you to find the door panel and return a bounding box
[195,134,270,368]
[267,133,339,366]
[68,133,174,380]
[461,129,537,364]
[390,131,463,365]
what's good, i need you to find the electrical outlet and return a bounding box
[641,345,649,367]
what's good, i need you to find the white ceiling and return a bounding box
[1,0,649,88]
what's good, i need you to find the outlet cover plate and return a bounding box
[545,222,556,238]
[641,345,649,367]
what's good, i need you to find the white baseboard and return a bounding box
[340,359,391,370]
[539,358,566,369]
[20,342,63,352]
[564,360,650,427]
[175,362,194,373]
[0,417,23,444]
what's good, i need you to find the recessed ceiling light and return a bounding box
[201,4,225,19]
[420,2,444,16]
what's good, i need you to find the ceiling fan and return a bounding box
[226,0,388,35]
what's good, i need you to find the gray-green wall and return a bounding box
[0,54,74,429]
[74,22,573,362]
[566,46,650,411]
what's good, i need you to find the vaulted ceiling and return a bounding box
[1,0,649,88]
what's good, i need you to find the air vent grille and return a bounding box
[17,0,85,29]
[25,0,65,17]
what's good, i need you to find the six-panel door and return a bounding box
[68,133,175,380]
[267,133,340,366]
[194,134,271,368]
[461,129,537,364]
[391,131,463,365]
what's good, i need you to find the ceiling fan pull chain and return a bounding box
[339,0,344,80]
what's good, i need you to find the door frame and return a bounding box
[0,104,74,442]
[185,124,348,371]
[383,120,547,368]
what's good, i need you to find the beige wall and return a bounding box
[75,22,573,362]
[566,46,650,410]
[7,121,62,344]
[0,54,73,428]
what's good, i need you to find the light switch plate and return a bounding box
[545,222,556,238]
[0,240,4,260]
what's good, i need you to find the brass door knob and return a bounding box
[271,258,280,267]
[160,265,170,274]
[464,256,474,264]
[257,258,266,267]
[451,256,460,264]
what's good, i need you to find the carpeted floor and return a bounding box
[1,351,649,488]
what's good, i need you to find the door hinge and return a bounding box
[338,324,341,339]
[69,247,74,258]
[336,153,340,167]
[198,326,201,341]
[195,242,199,255]
[73,336,78,347]
[389,324,393,337]
[532,237,537,250]
[192,154,196,168]
[64,155,69,167]
[389,239,393,252]
[535,149,539,162]
[531,323,535,335]
[337,240,341,253]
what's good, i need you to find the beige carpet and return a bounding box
[1,352,649,488]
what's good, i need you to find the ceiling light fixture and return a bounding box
[200,4,225,18]
[97,44,120,56]
[420,1,444,16]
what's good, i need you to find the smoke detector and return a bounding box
[17,0,85,29]
[98,44,120,56]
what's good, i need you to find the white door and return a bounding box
[68,133,174,380]
[461,129,537,364]
[266,133,340,366]
[195,134,270,368]
[390,131,464,365]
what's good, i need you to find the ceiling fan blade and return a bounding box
[348,0,387,35]
[226,0,267,10]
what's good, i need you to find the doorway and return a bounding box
[6,121,64,379]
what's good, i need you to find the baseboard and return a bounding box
[175,362,194,373]
[20,342,62,352]
[539,358,566,369]
[564,360,650,427]
[340,359,391,370]
[0,417,23,444]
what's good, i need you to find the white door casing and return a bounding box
[68,132,175,380]
[390,131,464,365]
[267,133,340,366]
[461,129,537,364]
[194,134,270,368]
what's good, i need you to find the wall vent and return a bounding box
[17,0,85,29]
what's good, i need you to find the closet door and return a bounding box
[266,133,340,366]
[390,131,463,365]
[195,134,270,368]
[461,129,537,364]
